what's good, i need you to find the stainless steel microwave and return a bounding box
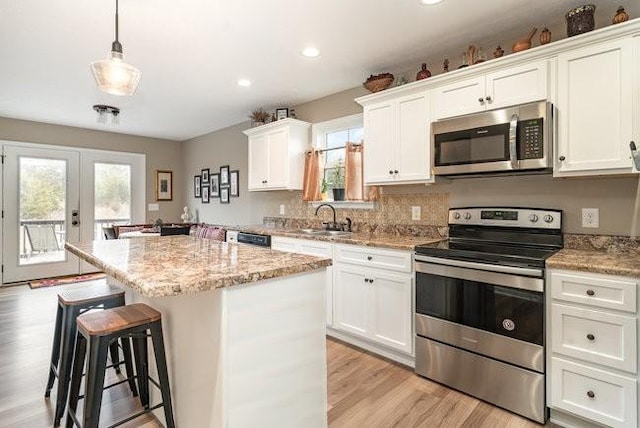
[432,101,553,176]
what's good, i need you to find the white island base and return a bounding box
[109,269,328,428]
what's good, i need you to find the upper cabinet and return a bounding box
[243,119,310,191]
[555,37,638,176]
[358,90,432,185]
[432,60,548,120]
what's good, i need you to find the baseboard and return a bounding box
[326,328,415,368]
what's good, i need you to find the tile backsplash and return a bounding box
[261,191,449,233]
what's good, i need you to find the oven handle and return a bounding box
[509,113,519,169]
[414,258,544,293]
[414,255,543,277]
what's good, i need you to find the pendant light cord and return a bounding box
[111,0,123,54]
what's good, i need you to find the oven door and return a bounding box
[414,257,544,372]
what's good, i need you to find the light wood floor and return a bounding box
[0,281,553,427]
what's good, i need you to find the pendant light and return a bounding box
[90,0,141,96]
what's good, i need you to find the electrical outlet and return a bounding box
[582,208,599,228]
[411,206,421,221]
[279,204,285,215]
[148,203,159,212]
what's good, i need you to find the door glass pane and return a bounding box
[19,157,67,265]
[94,163,131,239]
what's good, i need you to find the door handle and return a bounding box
[71,210,80,227]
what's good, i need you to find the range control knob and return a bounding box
[543,214,554,223]
[464,212,472,220]
[529,214,539,223]
[453,212,461,220]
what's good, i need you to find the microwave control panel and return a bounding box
[518,118,544,159]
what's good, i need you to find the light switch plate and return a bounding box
[582,208,599,228]
[411,206,421,221]
[148,203,159,212]
[279,204,285,215]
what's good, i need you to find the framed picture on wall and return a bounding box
[220,186,230,204]
[201,168,210,184]
[211,173,220,198]
[229,170,239,197]
[155,170,173,201]
[194,175,201,198]
[202,185,210,203]
[276,107,289,120]
[219,165,230,186]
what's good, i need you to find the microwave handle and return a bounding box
[509,113,518,169]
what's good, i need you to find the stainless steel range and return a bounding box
[414,207,562,423]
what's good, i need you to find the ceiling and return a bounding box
[0,0,633,141]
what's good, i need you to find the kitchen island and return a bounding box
[65,236,332,428]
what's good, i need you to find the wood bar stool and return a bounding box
[66,303,175,428]
[45,284,138,427]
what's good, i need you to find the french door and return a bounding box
[1,143,145,284]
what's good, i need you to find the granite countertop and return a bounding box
[547,249,640,278]
[65,236,332,298]
[235,225,443,251]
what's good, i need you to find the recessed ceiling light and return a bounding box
[237,79,251,87]
[302,47,320,58]
[419,0,443,4]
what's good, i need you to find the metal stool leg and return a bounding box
[109,341,121,374]
[120,337,138,396]
[82,336,110,428]
[55,306,80,426]
[65,332,86,428]
[132,334,149,409]
[45,302,63,398]
[150,321,175,428]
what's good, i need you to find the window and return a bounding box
[312,114,363,201]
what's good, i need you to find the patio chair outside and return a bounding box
[24,224,60,256]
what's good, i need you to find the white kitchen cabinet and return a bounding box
[547,269,640,428]
[333,244,413,355]
[243,119,310,191]
[555,37,637,176]
[432,60,548,119]
[359,91,432,185]
[270,236,334,326]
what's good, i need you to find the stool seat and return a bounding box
[58,283,124,306]
[78,303,161,336]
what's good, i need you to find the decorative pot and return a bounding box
[613,6,629,24]
[566,4,596,37]
[416,63,431,80]
[332,188,345,201]
[493,45,504,58]
[539,28,552,45]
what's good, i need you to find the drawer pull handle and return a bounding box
[367,256,373,261]
[587,333,595,341]
[587,390,595,399]
[586,289,595,296]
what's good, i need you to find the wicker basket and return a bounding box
[363,74,394,93]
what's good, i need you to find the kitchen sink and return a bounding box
[286,229,351,237]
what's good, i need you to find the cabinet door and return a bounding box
[485,60,547,110]
[396,92,431,183]
[363,102,396,184]
[556,38,635,176]
[334,264,369,338]
[248,135,268,190]
[266,128,288,188]
[432,75,485,119]
[369,270,413,354]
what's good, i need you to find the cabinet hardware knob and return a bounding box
[586,289,595,296]
[587,334,595,341]
[394,170,399,174]
[485,96,492,102]
[559,156,566,161]
[389,170,394,175]
[363,278,368,283]
[370,279,374,284]
[367,256,373,261]
[478,97,485,103]
[587,390,595,399]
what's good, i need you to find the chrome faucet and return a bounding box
[315,203,338,230]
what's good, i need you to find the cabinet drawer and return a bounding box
[551,303,636,373]
[550,357,637,428]
[334,245,412,273]
[550,271,637,312]
[270,237,298,253]
[299,240,332,257]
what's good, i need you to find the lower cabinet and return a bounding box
[334,263,413,354]
[547,269,639,428]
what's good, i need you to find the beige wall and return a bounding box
[183,85,640,237]
[0,116,184,223]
